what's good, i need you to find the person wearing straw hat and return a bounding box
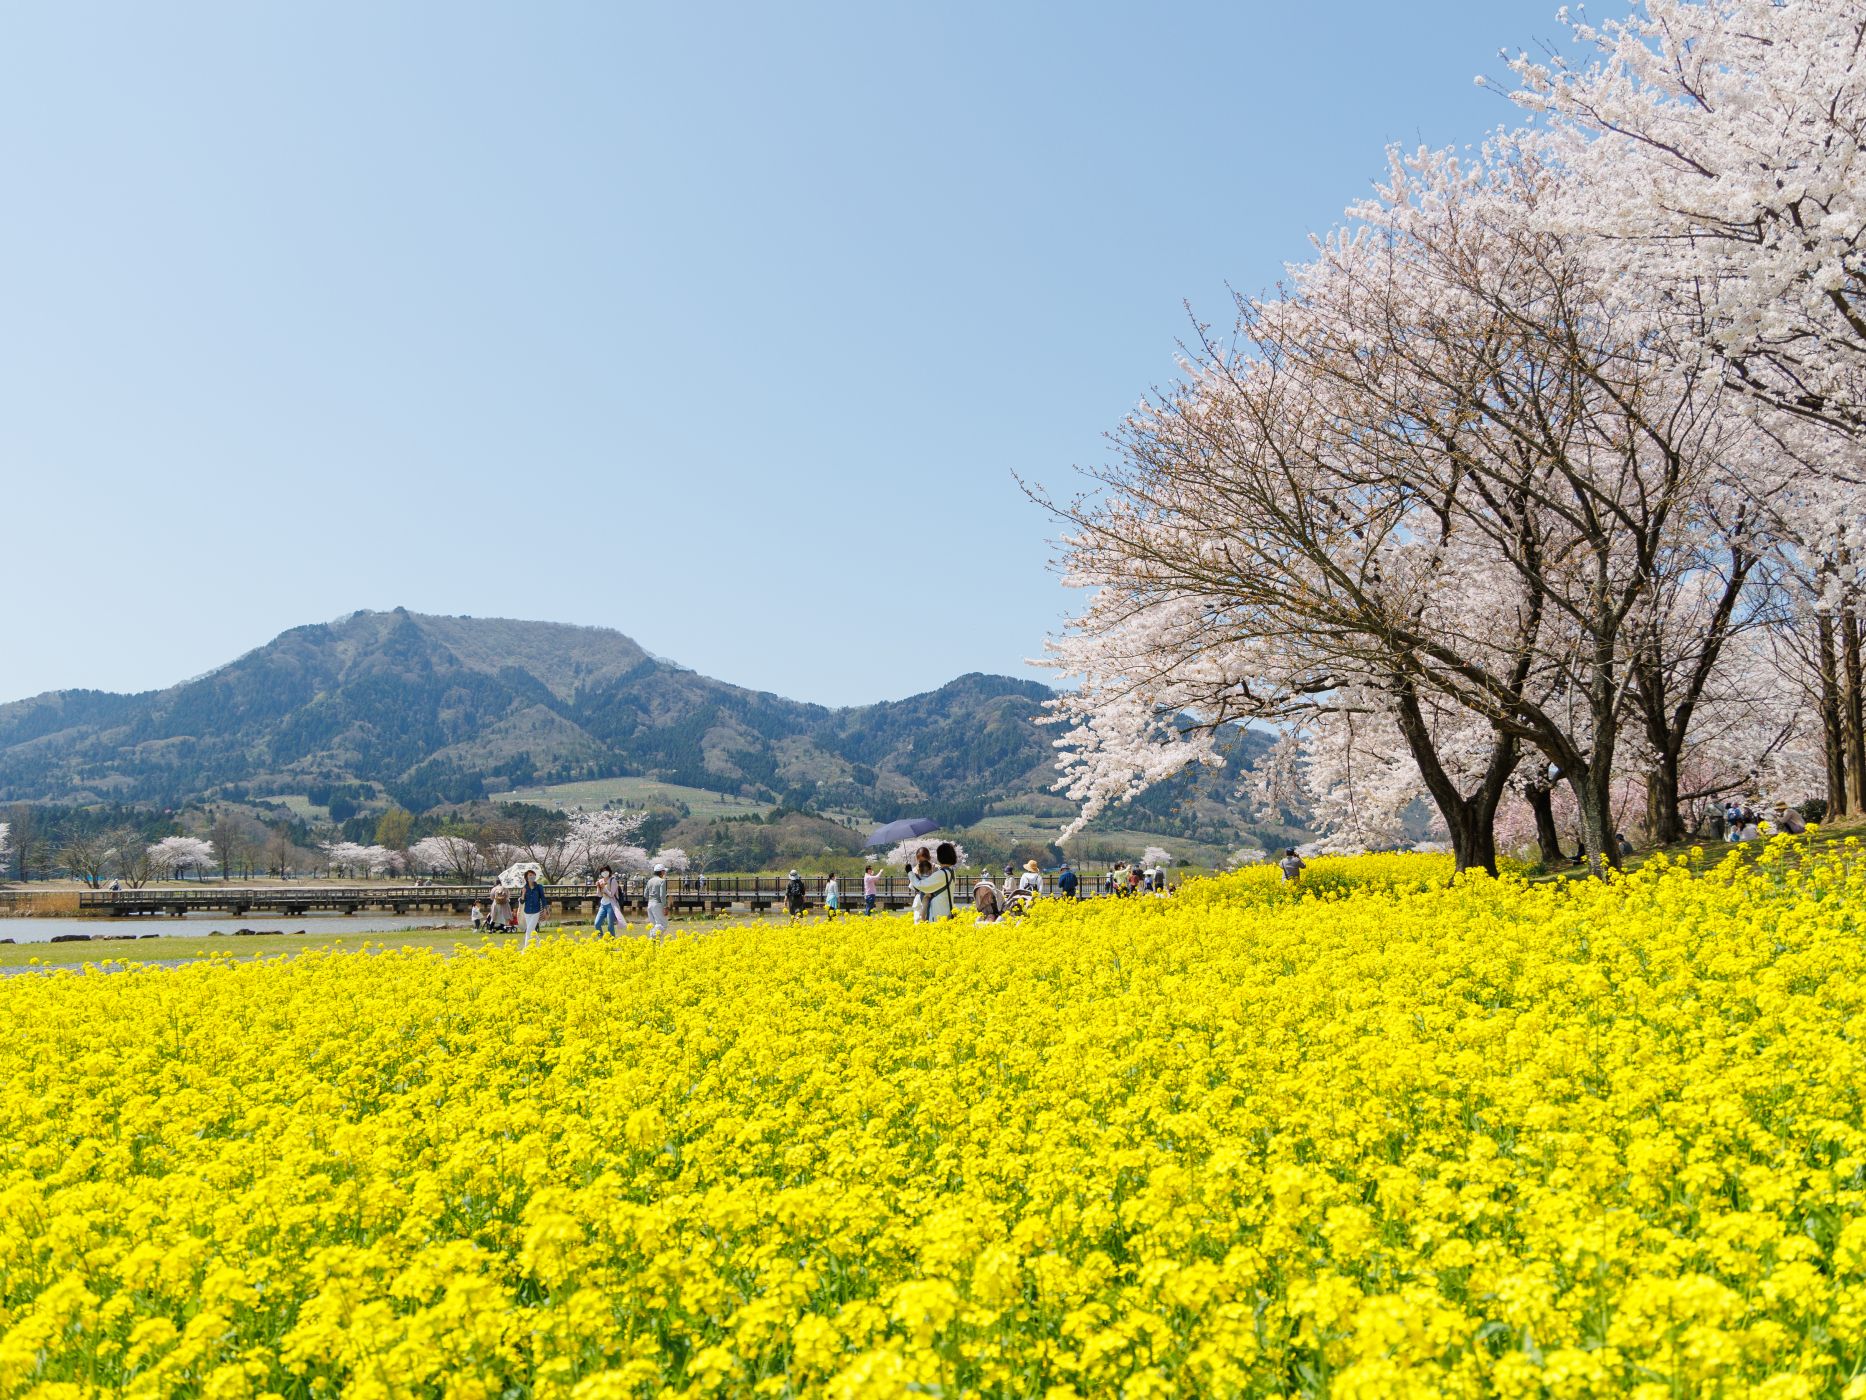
[1018,860,1043,898]
[645,862,669,942]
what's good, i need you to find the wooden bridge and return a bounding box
[72,874,1133,919]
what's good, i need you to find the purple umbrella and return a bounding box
[863,817,939,848]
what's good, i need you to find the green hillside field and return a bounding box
[501,776,769,820]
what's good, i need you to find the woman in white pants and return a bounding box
[644,862,669,943]
[519,869,547,950]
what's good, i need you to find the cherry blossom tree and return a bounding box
[652,848,691,873]
[408,834,484,881]
[1041,6,1853,871]
[319,841,395,879]
[1047,136,1778,873]
[521,809,650,882]
[1509,0,1866,444]
[149,836,216,881]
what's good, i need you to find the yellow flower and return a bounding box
[1,839,1862,1395]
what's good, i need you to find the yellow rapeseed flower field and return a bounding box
[4,837,1865,1398]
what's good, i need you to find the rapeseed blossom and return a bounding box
[3,836,1864,1396]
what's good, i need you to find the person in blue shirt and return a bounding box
[520,868,548,950]
[1058,864,1079,899]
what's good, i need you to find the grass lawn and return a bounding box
[260,793,334,823]
[502,776,769,818]
[0,928,512,970]
[0,910,858,970]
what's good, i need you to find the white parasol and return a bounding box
[494,860,543,890]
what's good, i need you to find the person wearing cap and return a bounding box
[1057,863,1078,900]
[645,863,669,942]
[784,869,807,917]
[1278,848,1306,883]
[1018,860,1043,898]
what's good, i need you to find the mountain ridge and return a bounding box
[0,610,1269,847]
[0,611,1051,812]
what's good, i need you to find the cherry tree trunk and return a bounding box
[1819,614,1848,817]
[1845,612,1866,818]
[1389,684,1514,878]
[1524,782,1565,866]
[1449,813,1500,879]
[1568,769,1621,875]
[1644,754,1685,848]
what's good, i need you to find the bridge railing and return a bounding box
[70,870,1153,913]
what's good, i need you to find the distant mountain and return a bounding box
[0,610,1273,839]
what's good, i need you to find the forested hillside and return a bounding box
[0,610,1274,844]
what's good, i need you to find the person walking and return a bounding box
[910,846,956,921]
[785,869,807,918]
[824,872,841,919]
[1058,863,1079,900]
[470,900,483,932]
[519,869,547,950]
[1278,848,1306,883]
[593,865,621,936]
[489,884,512,932]
[1019,860,1043,899]
[641,866,671,944]
[643,862,669,942]
[862,864,878,915]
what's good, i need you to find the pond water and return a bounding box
[0,913,462,945]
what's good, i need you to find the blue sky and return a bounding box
[0,2,1569,707]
